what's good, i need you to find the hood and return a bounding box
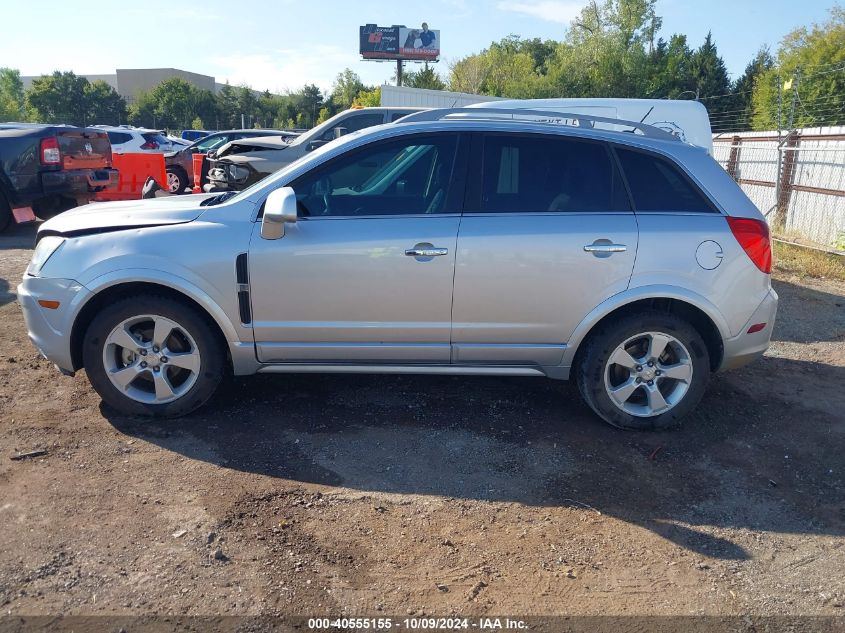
[38,194,214,238]
[215,136,291,158]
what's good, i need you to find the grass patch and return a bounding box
[773,240,845,281]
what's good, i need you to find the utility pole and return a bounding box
[396,59,403,87]
[241,113,245,129]
[786,68,801,132]
[776,74,783,209]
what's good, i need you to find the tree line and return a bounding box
[1,1,842,133]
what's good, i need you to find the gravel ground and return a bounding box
[0,221,843,619]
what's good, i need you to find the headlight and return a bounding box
[27,236,65,276]
[229,164,251,182]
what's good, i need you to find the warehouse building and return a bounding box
[21,68,227,102]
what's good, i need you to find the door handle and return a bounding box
[405,247,448,257]
[584,243,627,253]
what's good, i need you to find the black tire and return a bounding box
[0,194,11,233]
[166,167,188,194]
[576,311,710,430]
[32,195,76,220]
[83,294,224,417]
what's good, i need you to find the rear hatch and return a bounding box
[57,128,112,170]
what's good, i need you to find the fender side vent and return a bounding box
[235,253,251,324]
[235,252,249,284]
[237,291,252,324]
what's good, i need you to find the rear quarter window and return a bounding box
[615,147,717,213]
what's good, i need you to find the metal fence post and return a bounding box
[726,135,742,180]
[775,131,801,228]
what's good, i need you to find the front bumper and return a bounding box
[17,276,91,374]
[206,161,258,192]
[719,286,779,371]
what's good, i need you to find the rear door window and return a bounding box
[473,134,630,213]
[615,147,716,212]
[107,131,133,145]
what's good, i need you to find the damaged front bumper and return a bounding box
[205,160,255,192]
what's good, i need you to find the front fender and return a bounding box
[559,284,731,370]
[80,267,243,345]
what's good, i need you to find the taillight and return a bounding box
[40,137,61,165]
[140,140,159,150]
[727,216,772,274]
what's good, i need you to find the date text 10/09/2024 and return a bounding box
[307,617,529,630]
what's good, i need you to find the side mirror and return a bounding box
[260,186,297,240]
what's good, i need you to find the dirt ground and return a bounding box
[0,221,844,620]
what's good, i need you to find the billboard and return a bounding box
[360,23,440,61]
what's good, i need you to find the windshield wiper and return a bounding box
[200,191,237,206]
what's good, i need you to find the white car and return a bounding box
[96,126,178,154]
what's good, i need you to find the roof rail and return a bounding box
[396,107,679,142]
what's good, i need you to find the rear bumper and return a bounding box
[41,168,119,198]
[17,276,90,374]
[718,286,779,371]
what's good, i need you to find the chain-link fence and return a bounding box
[713,127,845,248]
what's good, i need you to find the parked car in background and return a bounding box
[181,129,212,142]
[0,125,117,231]
[18,107,776,429]
[206,107,423,191]
[167,136,192,148]
[164,129,297,194]
[95,126,178,154]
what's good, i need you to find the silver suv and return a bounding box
[18,108,778,430]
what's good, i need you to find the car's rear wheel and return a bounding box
[83,295,224,417]
[166,167,188,194]
[576,311,710,430]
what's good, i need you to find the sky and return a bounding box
[0,0,838,94]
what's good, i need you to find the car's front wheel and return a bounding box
[576,311,710,430]
[83,295,224,417]
[166,168,188,194]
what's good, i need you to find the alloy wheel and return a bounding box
[102,314,201,404]
[603,331,693,417]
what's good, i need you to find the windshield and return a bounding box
[227,128,368,203]
[288,110,366,147]
[191,133,231,152]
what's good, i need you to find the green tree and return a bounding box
[236,85,259,127]
[728,47,774,131]
[688,32,732,111]
[216,83,239,128]
[289,84,324,127]
[449,55,491,94]
[148,78,196,129]
[403,63,446,90]
[25,71,90,125]
[191,116,204,130]
[331,69,365,109]
[0,67,25,121]
[352,86,381,107]
[646,34,695,98]
[84,80,127,126]
[752,7,845,130]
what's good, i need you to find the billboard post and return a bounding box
[360,22,440,85]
